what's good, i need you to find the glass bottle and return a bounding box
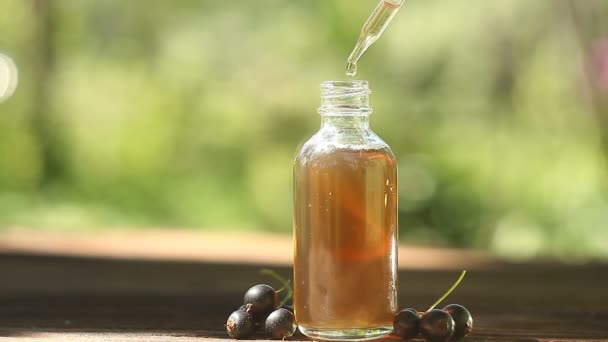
[293,80,398,340]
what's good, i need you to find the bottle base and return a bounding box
[298,325,393,341]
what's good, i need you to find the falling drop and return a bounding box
[345,61,357,77]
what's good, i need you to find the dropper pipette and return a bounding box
[346,0,404,77]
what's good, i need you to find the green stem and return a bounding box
[275,279,291,294]
[260,269,293,307]
[426,270,467,312]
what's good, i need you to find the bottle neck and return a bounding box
[321,115,370,130]
[314,80,385,148]
[318,80,372,122]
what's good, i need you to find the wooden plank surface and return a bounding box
[0,231,606,341]
[0,230,498,270]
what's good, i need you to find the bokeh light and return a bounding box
[0,53,18,103]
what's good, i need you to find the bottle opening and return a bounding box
[319,80,372,116]
[320,80,370,99]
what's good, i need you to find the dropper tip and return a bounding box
[345,61,357,78]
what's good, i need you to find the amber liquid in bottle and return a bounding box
[294,148,398,335]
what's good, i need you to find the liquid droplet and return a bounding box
[345,61,357,78]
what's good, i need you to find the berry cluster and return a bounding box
[394,304,472,341]
[393,271,473,341]
[226,270,472,341]
[226,271,297,340]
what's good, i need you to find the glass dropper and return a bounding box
[346,0,404,77]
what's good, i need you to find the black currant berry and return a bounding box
[420,309,455,342]
[226,310,256,339]
[244,284,279,316]
[265,308,297,339]
[238,304,266,331]
[442,304,473,340]
[393,308,421,340]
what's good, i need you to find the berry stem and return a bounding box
[275,279,291,294]
[426,270,467,312]
[260,268,293,306]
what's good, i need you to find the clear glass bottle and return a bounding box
[293,80,398,341]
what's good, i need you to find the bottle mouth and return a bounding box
[319,80,372,116]
[320,80,371,99]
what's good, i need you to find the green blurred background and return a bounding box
[1,0,607,261]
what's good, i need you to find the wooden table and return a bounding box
[0,231,606,341]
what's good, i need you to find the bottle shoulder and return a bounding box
[294,128,395,166]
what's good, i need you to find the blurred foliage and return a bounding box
[1,0,608,260]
